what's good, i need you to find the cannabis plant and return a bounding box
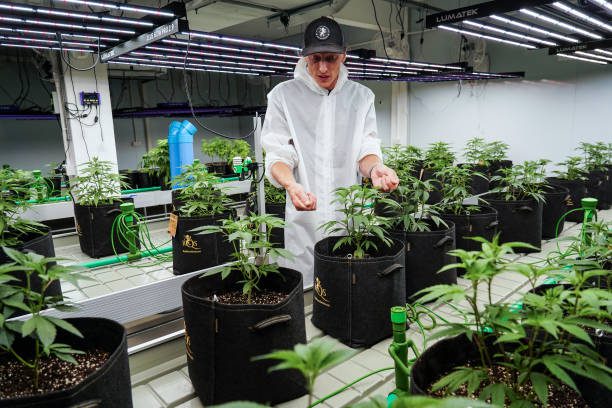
[264,179,286,204]
[463,137,490,166]
[197,214,291,304]
[0,169,45,247]
[384,175,446,233]
[490,161,545,202]
[0,247,88,389]
[383,145,423,184]
[436,166,485,215]
[69,157,128,206]
[140,139,170,187]
[577,142,608,172]
[255,338,355,408]
[202,138,251,165]
[486,140,509,162]
[553,156,587,181]
[173,161,231,217]
[424,142,455,171]
[320,185,396,259]
[414,235,612,407]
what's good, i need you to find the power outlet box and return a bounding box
[79,91,101,106]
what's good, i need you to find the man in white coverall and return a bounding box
[262,16,399,284]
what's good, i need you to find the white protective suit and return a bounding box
[262,58,383,286]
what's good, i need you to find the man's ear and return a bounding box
[341,53,347,63]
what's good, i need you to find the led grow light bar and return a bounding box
[0,3,153,27]
[595,48,612,56]
[57,0,174,17]
[489,14,580,43]
[575,50,612,61]
[558,52,608,64]
[0,35,101,48]
[552,2,612,32]
[186,31,301,52]
[520,9,603,39]
[130,51,292,71]
[1,42,93,52]
[463,20,557,46]
[0,14,136,35]
[439,25,538,48]
[0,26,119,41]
[109,60,259,76]
[115,56,278,74]
[589,0,612,11]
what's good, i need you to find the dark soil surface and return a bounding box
[215,290,287,305]
[429,365,588,407]
[0,349,109,399]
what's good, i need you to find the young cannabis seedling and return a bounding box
[577,142,608,172]
[140,139,170,187]
[486,140,509,163]
[553,156,587,181]
[436,165,486,215]
[490,161,545,202]
[197,214,291,304]
[0,247,89,389]
[320,185,395,259]
[69,157,128,206]
[173,161,231,217]
[463,137,491,166]
[424,142,455,171]
[255,337,355,408]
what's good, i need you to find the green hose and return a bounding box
[309,367,394,407]
[121,186,162,194]
[79,246,173,269]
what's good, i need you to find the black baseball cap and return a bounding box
[302,17,346,56]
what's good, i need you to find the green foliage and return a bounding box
[383,174,446,233]
[264,178,286,204]
[202,138,251,165]
[490,161,545,202]
[320,185,395,259]
[553,156,587,181]
[196,214,291,304]
[383,144,423,183]
[487,141,509,162]
[463,137,491,166]
[578,142,609,172]
[70,157,128,206]
[0,247,89,388]
[436,165,486,215]
[0,168,46,247]
[412,235,612,406]
[173,161,230,217]
[424,142,455,171]
[140,139,170,186]
[255,337,356,407]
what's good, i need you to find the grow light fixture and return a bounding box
[463,20,558,46]
[552,2,612,32]
[115,56,277,74]
[519,9,603,39]
[0,26,119,42]
[108,60,259,76]
[589,0,612,11]
[56,0,175,17]
[575,50,612,61]
[489,14,580,43]
[0,3,154,27]
[0,35,100,48]
[185,31,301,52]
[558,52,608,64]
[595,48,612,56]
[439,25,538,49]
[0,15,136,35]
[0,42,93,52]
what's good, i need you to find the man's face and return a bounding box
[306,52,347,91]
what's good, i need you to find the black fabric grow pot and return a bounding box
[74,199,137,259]
[172,210,234,275]
[312,237,406,348]
[481,194,542,253]
[136,170,152,188]
[0,228,62,304]
[586,169,610,210]
[457,164,490,195]
[119,170,138,190]
[541,184,570,239]
[440,205,497,256]
[181,268,306,405]
[0,317,132,408]
[391,221,457,299]
[546,177,588,223]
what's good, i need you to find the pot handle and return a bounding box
[486,220,499,230]
[516,205,534,213]
[377,263,404,278]
[433,236,453,249]
[106,208,121,216]
[249,314,292,331]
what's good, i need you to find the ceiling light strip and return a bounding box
[0,4,153,27]
[594,48,612,56]
[130,51,292,70]
[108,60,259,76]
[0,35,100,47]
[589,0,612,11]
[0,26,119,41]
[185,31,301,52]
[574,50,612,62]
[115,56,278,73]
[438,25,538,49]
[57,0,174,17]
[552,2,612,32]
[463,20,557,46]
[489,14,579,43]
[520,9,602,39]
[0,42,93,52]
[558,52,608,64]
[0,14,135,35]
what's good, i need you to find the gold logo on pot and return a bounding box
[314,277,330,308]
[182,234,201,254]
[184,322,194,360]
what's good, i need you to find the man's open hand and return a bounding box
[371,164,399,192]
[286,182,317,211]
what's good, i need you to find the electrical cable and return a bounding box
[371,0,390,59]
[57,34,100,71]
[181,33,257,140]
[92,56,103,141]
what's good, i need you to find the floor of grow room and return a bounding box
[52,209,611,408]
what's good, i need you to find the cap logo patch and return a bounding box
[315,25,330,40]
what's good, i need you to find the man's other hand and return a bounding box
[371,164,400,192]
[286,182,317,211]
